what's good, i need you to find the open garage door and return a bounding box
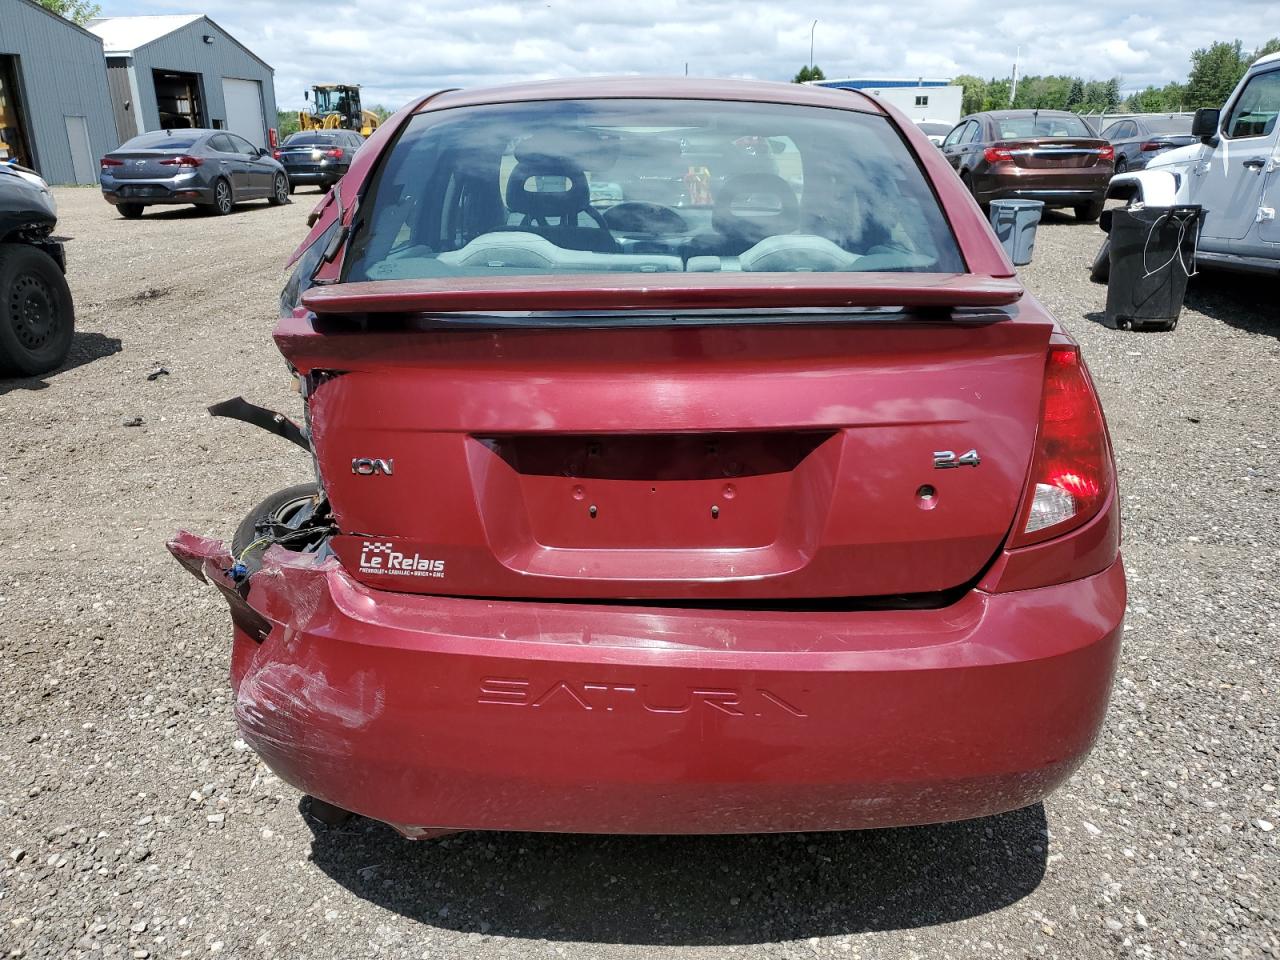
[222,77,266,148]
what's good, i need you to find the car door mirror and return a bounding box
[1191,108,1220,143]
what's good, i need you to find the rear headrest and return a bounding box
[505,157,591,219]
[712,173,801,242]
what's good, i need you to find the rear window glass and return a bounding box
[1142,117,1192,134]
[344,98,965,281]
[995,115,1094,139]
[286,134,343,145]
[121,134,199,150]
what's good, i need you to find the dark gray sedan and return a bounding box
[272,130,364,193]
[99,130,290,219]
[1099,116,1195,173]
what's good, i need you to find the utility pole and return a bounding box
[810,19,818,71]
[1010,44,1021,105]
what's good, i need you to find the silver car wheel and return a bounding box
[215,180,233,215]
[274,174,288,204]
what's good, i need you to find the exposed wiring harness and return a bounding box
[228,505,337,583]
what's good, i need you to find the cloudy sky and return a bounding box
[98,0,1273,112]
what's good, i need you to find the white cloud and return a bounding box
[100,0,1276,110]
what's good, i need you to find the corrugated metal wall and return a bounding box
[130,18,277,146]
[0,0,118,184]
[105,58,138,142]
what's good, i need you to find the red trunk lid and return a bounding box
[280,298,1053,601]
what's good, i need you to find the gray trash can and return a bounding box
[988,199,1044,266]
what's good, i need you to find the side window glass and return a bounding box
[1223,69,1280,139]
[210,134,235,154]
[230,135,256,154]
[960,121,981,144]
[942,124,963,148]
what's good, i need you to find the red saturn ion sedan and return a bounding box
[169,78,1124,838]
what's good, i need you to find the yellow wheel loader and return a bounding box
[298,84,380,138]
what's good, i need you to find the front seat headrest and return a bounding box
[505,156,591,222]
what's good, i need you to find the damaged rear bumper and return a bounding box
[168,531,1124,836]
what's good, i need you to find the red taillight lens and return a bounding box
[324,148,344,159]
[100,157,124,167]
[984,145,1014,163]
[272,149,282,160]
[158,155,203,168]
[1010,345,1113,548]
[1139,141,1163,152]
[1097,145,1116,161]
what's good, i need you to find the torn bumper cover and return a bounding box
[168,531,1124,836]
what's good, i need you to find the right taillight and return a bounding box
[1010,345,1113,547]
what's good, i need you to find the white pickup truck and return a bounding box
[1097,51,1280,278]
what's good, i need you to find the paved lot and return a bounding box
[0,188,1276,959]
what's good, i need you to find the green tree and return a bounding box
[1250,37,1280,64]
[1161,81,1188,112]
[275,110,300,139]
[38,0,99,24]
[366,104,393,121]
[1040,76,1074,110]
[1102,78,1122,112]
[1064,79,1085,110]
[952,74,986,115]
[1125,86,1167,113]
[792,65,826,83]
[982,78,1011,110]
[1012,75,1074,110]
[1187,40,1247,108]
[1079,80,1107,112]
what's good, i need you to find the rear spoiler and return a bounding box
[301,273,1023,315]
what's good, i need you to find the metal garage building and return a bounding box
[87,14,277,149]
[0,0,118,185]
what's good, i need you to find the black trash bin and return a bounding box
[1104,205,1201,331]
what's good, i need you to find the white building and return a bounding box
[811,78,963,124]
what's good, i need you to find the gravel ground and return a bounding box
[0,189,1276,960]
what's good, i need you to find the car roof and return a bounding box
[418,76,886,116]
